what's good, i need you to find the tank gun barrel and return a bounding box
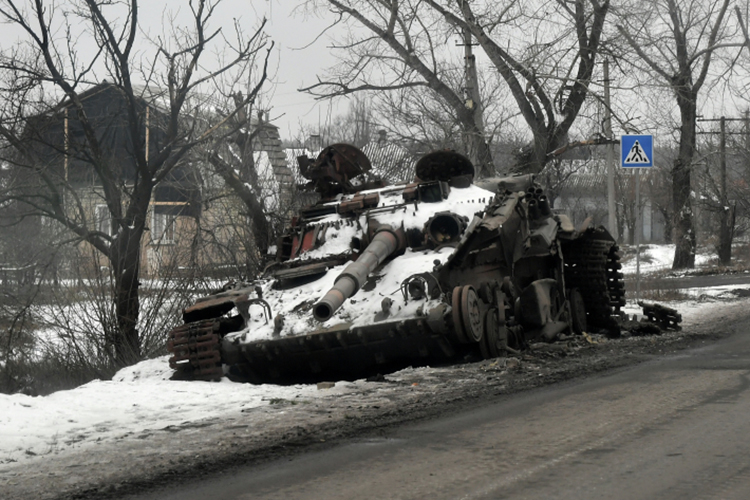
[314,226,405,322]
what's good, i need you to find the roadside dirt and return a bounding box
[3,297,749,500]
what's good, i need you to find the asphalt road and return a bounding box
[138,308,750,500]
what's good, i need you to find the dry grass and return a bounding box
[637,288,694,302]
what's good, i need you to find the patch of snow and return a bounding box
[620,244,711,275]
[0,356,362,464]
[622,283,750,326]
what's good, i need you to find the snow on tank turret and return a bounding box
[167,145,625,382]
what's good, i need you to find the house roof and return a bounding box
[361,140,416,183]
[541,160,662,194]
[51,82,159,114]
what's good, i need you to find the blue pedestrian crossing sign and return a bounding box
[621,135,653,167]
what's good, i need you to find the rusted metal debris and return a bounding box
[638,301,683,331]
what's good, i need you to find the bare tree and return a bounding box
[304,0,610,176]
[370,66,516,160]
[427,0,610,175]
[616,0,744,269]
[693,117,750,266]
[301,0,496,177]
[203,103,281,268]
[292,96,374,149]
[0,0,270,368]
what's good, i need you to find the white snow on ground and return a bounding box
[2,244,750,467]
[0,358,365,464]
[620,244,712,275]
[620,287,745,324]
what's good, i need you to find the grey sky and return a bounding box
[264,1,341,140]
[0,0,340,141]
[140,1,341,141]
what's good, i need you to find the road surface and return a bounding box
[133,309,750,500]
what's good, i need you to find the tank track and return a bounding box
[167,319,223,381]
[562,233,625,330]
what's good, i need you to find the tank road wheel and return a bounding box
[460,285,484,343]
[452,286,470,343]
[480,308,503,359]
[568,288,587,335]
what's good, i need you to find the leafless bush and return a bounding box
[0,285,40,394]
[0,236,237,395]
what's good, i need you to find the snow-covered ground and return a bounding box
[0,358,369,464]
[619,244,712,275]
[2,245,749,468]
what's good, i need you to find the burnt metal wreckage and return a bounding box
[167,144,677,383]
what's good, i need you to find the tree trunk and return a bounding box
[110,225,144,367]
[672,86,697,269]
[672,156,696,269]
[625,203,635,245]
[514,131,550,175]
[717,116,732,266]
[657,205,673,244]
[466,122,494,178]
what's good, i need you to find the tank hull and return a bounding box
[167,146,625,383]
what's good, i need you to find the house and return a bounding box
[542,157,667,244]
[21,82,293,279]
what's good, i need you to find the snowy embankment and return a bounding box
[619,243,749,314]
[0,359,371,464]
[2,245,749,468]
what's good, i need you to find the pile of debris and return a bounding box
[620,301,682,336]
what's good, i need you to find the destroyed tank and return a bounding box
[167,144,625,382]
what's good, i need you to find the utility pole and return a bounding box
[698,116,744,265]
[603,60,618,241]
[719,116,731,265]
[458,26,487,175]
[462,27,484,134]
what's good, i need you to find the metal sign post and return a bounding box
[635,168,641,299]
[621,135,654,302]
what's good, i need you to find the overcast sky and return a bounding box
[2,1,744,145]
[141,0,343,141]
[0,0,343,142]
[263,1,342,140]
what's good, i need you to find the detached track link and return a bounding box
[167,319,223,381]
[563,236,625,330]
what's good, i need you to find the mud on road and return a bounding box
[4,298,750,500]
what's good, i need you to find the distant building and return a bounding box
[361,130,416,183]
[21,82,293,278]
[543,159,666,244]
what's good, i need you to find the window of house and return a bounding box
[95,204,112,236]
[152,211,175,244]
